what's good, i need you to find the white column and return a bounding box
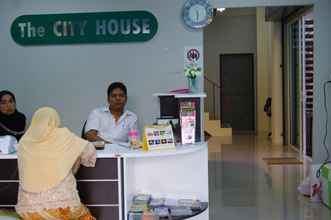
[271,22,283,145]
[256,8,272,136]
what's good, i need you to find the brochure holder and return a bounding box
[180,101,196,144]
[143,125,176,151]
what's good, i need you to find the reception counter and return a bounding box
[0,142,209,220]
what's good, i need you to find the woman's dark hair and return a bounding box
[0,90,16,103]
[107,82,127,97]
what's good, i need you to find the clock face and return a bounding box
[182,0,213,29]
[188,5,207,23]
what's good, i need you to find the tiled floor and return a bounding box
[208,135,331,220]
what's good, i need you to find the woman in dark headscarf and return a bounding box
[0,90,26,140]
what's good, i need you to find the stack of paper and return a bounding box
[130,194,152,213]
[178,199,202,210]
[152,207,169,218]
[164,198,178,207]
[149,198,165,208]
[170,207,193,216]
[133,194,152,203]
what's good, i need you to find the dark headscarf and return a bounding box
[0,90,26,140]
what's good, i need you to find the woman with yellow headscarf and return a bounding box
[15,107,96,220]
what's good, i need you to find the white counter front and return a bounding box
[0,142,209,220]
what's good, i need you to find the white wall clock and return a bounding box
[182,0,213,29]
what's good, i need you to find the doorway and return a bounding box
[220,54,255,132]
[288,20,301,150]
[285,9,314,156]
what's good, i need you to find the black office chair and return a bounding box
[81,120,87,139]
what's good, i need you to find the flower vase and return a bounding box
[188,77,198,93]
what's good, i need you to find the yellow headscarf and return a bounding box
[18,107,88,192]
